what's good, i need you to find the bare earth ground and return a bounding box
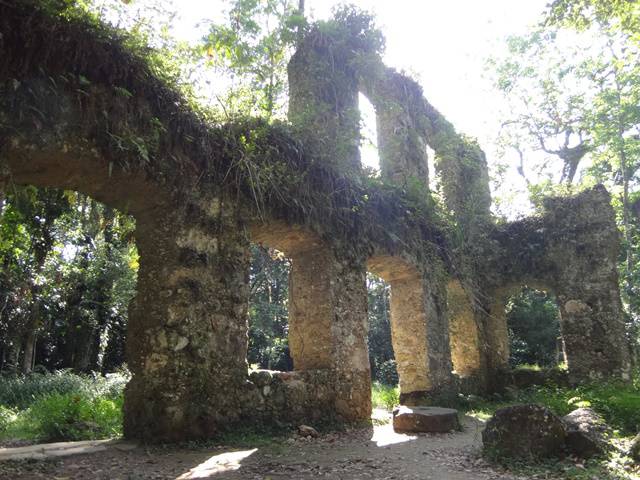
[0,415,543,480]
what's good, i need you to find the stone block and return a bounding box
[392,406,459,433]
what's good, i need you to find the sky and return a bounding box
[165,0,551,216]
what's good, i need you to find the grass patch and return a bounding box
[0,370,128,443]
[462,379,640,480]
[371,382,399,411]
[461,381,640,435]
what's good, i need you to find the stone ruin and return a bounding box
[0,2,633,441]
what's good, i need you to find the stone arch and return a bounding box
[250,222,333,371]
[484,282,558,374]
[367,254,453,404]
[250,220,372,421]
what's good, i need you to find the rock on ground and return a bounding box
[392,406,460,433]
[297,425,319,438]
[482,404,566,459]
[562,407,611,458]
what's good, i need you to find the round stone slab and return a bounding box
[392,406,460,433]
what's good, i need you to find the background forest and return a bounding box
[0,0,638,406]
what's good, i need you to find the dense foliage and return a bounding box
[0,370,126,442]
[0,188,137,374]
[507,288,561,368]
[247,245,292,371]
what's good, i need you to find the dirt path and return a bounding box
[0,415,526,480]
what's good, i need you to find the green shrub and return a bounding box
[0,405,17,432]
[371,382,399,411]
[376,360,399,386]
[28,392,123,441]
[464,381,640,435]
[0,370,129,410]
[0,370,128,442]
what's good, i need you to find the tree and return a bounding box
[506,288,561,367]
[247,245,292,370]
[490,31,593,186]
[366,274,395,384]
[546,0,640,36]
[201,0,305,119]
[0,189,137,374]
[491,2,640,359]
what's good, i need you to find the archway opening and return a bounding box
[250,223,334,372]
[506,286,564,369]
[367,255,430,400]
[359,93,381,173]
[0,186,137,375]
[247,243,292,372]
[366,272,396,386]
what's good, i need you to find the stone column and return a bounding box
[288,38,361,174]
[544,186,632,382]
[251,224,371,421]
[124,194,251,442]
[483,293,511,373]
[331,252,372,421]
[388,276,430,396]
[251,225,334,371]
[360,67,429,186]
[422,272,455,402]
[288,244,334,370]
[447,280,483,381]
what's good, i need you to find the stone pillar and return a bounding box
[389,276,430,397]
[544,186,632,382]
[288,39,361,174]
[360,67,429,186]
[331,252,372,421]
[447,280,483,380]
[368,256,453,405]
[422,272,456,401]
[484,293,511,373]
[124,194,251,442]
[288,245,334,370]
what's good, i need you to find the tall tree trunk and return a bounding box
[21,287,41,373]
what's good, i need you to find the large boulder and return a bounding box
[392,406,460,433]
[482,404,566,459]
[562,408,611,458]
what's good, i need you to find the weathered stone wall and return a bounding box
[545,187,632,382]
[486,186,633,383]
[288,36,361,175]
[244,370,337,425]
[0,1,633,443]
